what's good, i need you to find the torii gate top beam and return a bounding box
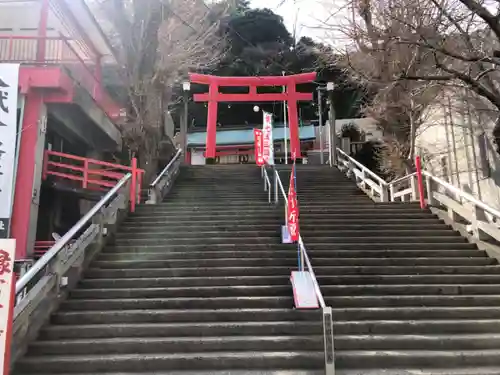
[189,72,316,87]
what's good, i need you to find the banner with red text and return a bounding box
[0,239,15,375]
[287,165,299,242]
[254,129,264,166]
[262,111,274,165]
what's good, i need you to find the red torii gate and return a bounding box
[188,72,317,159]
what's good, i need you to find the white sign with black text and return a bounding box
[0,65,20,238]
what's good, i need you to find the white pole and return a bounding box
[318,88,324,165]
[282,71,288,165]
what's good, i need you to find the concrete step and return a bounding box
[52,308,320,325]
[59,294,500,312]
[61,296,295,310]
[85,265,500,279]
[70,285,295,299]
[97,249,487,261]
[335,319,500,335]
[337,368,500,375]
[15,371,324,375]
[28,335,323,356]
[335,349,500,369]
[113,236,468,246]
[125,212,437,221]
[118,223,451,232]
[90,257,494,269]
[334,333,500,350]
[39,321,323,340]
[79,274,500,290]
[52,306,500,325]
[14,351,324,373]
[132,207,430,214]
[114,230,462,240]
[324,295,500,308]
[105,242,478,252]
[70,284,500,300]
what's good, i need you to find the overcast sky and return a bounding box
[249,0,347,47]
[249,0,324,40]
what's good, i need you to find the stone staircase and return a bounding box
[279,165,500,374]
[13,165,324,375]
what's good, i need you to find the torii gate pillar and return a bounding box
[189,72,317,159]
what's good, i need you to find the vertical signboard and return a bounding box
[254,129,264,166]
[0,65,20,239]
[0,239,15,375]
[262,111,274,165]
[287,163,299,242]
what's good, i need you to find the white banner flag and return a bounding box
[0,65,20,239]
[262,111,274,165]
[0,239,15,375]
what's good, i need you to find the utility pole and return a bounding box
[327,82,337,166]
[317,87,324,164]
[181,81,191,163]
[282,71,288,164]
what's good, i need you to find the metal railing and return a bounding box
[12,173,133,363]
[336,149,389,202]
[388,170,500,242]
[261,166,272,203]
[260,166,335,374]
[0,35,122,120]
[274,170,326,308]
[147,149,183,204]
[43,150,144,212]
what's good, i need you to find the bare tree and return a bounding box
[327,0,500,176]
[93,0,227,181]
[327,0,443,176]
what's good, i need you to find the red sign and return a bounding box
[0,239,15,375]
[254,129,264,166]
[287,165,299,242]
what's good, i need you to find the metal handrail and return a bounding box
[16,173,132,295]
[151,148,182,187]
[262,166,272,203]
[274,169,326,308]
[337,148,387,186]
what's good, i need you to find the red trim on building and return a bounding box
[11,92,44,260]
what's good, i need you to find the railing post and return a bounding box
[380,184,389,203]
[416,156,427,208]
[274,168,278,204]
[83,159,89,189]
[137,170,143,204]
[425,176,434,206]
[472,204,489,241]
[410,174,418,201]
[323,306,336,375]
[130,158,138,212]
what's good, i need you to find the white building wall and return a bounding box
[416,88,500,211]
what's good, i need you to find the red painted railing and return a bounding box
[0,35,121,120]
[42,150,144,212]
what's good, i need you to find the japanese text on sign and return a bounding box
[262,111,274,165]
[254,129,264,166]
[287,165,299,242]
[0,65,20,239]
[0,239,16,375]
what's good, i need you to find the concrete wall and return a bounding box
[416,88,500,211]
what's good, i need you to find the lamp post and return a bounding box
[326,82,336,166]
[181,81,190,162]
